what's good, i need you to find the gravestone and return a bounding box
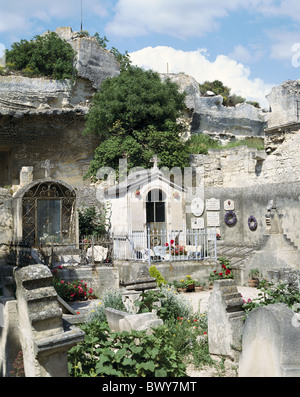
[20,167,33,186]
[121,263,158,314]
[239,303,300,377]
[104,308,163,333]
[208,279,244,362]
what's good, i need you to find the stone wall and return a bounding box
[0,111,101,187]
[0,188,13,263]
[191,129,300,188]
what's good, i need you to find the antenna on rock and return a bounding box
[81,0,83,31]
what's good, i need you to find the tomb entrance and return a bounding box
[14,180,76,247]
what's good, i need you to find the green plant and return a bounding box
[5,32,76,80]
[68,320,187,377]
[242,280,300,316]
[157,286,193,321]
[52,266,94,302]
[134,289,165,314]
[86,288,127,323]
[209,257,233,283]
[248,268,260,280]
[186,133,220,154]
[149,265,167,287]
[83,66,190,179]
[78,206,107,237]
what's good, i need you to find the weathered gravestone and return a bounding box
[208,279,244,362]
[104,307,163,333]
[121,262,158,314]
[239,303,300,377]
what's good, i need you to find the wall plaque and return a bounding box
[206,198,220,211]
[191,197,204,217]
[207,211,220,227]
[191,217,204,229]
[224,199,235,211]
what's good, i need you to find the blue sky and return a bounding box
[1,0,300,108]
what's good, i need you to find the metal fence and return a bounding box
[113,228,217,264]
[4,228,216,267]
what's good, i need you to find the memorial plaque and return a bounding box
[206,198,220,211]
[191,197,204,217]
[191,217,204,229]
[224,199,235,211]
[207,211,220,227]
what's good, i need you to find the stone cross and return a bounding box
[41,159,54,178]
[150,155,160,169]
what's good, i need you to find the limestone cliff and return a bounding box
[266,79,300,129]
[160,73,268,143]
[0,27,120,117]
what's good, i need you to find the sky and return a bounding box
[1,0,300,108]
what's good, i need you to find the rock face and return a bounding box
[160,73,267,143]
[0,27,121,188]
[55,27,120,90]
[266,80,300,129]
[0,27,120,117]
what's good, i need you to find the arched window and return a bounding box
[146,189,166,224]
[21,181,76,246]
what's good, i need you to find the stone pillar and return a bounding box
[14,265,84,377]
[208,279,244,362]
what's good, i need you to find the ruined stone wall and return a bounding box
[0,111,101,187]
[191,129,300,188]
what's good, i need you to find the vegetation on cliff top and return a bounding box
[4,32,76,80]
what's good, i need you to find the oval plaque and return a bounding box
[191,197,204,217]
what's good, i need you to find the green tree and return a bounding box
[84,66,190,179]
[199,80,247,107]
[5,32,76,80]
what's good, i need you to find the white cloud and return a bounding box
[105,0,243,38]
[129,46,273,108]
[268,29,300,61]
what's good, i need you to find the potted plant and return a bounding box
[185,275,196,292]
[248,268,260,287]
[195,281,205,292]
[175,279,186,293]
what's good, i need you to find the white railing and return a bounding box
[113,227,217,264]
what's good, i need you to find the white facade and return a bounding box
[103,167,187,234]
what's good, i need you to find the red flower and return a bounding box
[219,273,223,276]
[170,239,175,245]
[225,269,231,275]
[165,243,169,247]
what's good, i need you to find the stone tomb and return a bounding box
[0,265,84,377]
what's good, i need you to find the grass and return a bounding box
[186,134,265,155]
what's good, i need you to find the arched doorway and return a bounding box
[146,189,166,247]
[20,180,76,246]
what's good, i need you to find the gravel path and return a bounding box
[184,285,261,314]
